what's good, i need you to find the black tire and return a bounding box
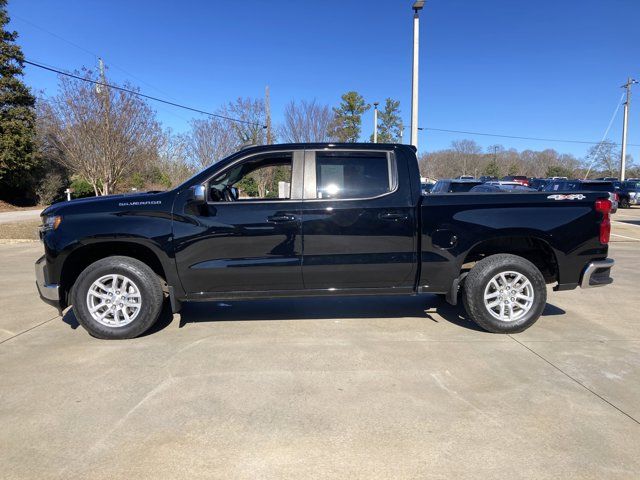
[462,254,546,333]
[621,198,630,209]
[71,256,164,339]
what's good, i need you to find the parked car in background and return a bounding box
[622,180,640,205]
[544,179,619,213]
[479,175,498,183]
[528,178,550,191]
[470,182,536,193]
[613,181,632,208]
[431,178,483,193]
[421,182,435,195]
[502,175,530,186]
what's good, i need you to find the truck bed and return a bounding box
[417,191,609,293]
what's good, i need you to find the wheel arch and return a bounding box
[59,240,169,308]
[461,235,559,284]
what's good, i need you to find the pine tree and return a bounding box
[0,0,37,198]
[483,159,500,177]
[329,91,370,142]
[371,98,403,143]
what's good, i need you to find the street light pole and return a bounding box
[373,102,379,143]
[620,78,637,181]
[410,1,424,150]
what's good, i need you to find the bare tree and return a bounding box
[418,140,584,180]
[182,117,236,170]
[279,99,334,143]
[40,69,161,195]
[156,130,194,187]
[584,140,619,178]
[180,97,266,170]
[451,139,482,176]
[223,97,266,145]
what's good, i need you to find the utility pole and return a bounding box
[620,78,637,181]
[373,102,379,143]
[265,85,272,144]
[410,1,425,150]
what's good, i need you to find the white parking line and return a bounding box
[613,220,640,228]
[611,233,640,241]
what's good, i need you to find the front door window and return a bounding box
[209,154,292,202]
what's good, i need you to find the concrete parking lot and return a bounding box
[1,210,640,479]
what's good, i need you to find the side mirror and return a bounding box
[190,184,206,203]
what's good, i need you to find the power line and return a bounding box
[24,59,266,128]
[24,58,634,147]
[417,126,640,147]
[584,92,626,178]
[12,15,180,102]
[13,15,97,58]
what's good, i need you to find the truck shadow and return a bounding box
[62,296,566,335]
[174,295,566,333]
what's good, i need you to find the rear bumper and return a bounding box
[580,258,614,289]
[35,255,61,310]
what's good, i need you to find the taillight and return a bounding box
[595,199,612,244]
[614,193,619,202]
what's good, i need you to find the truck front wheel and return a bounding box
[462,254,546,333]
[71,256,164,339]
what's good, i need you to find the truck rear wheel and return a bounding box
[71,256,164,339]
[462,254,546,333]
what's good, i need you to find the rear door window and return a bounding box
[314,151,395,199]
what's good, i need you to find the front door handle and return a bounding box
[267,214,297,223]
[379,212,408,221]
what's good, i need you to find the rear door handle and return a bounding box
[267,214,297,223]
[379,212,408,221]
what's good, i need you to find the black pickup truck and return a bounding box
[36,143,615,339]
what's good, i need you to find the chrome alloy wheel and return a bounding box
[86,274,142,327]
[483,271,534,322]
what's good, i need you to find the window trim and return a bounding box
[303,149,398,201]
[202,150,304,204]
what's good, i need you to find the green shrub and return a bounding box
[69,178,96,198]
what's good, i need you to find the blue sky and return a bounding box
[8,0,640,159]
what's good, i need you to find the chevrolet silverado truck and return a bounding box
[36,143,615,339]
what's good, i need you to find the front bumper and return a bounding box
[35,255,61,310]
[580,258,614,289]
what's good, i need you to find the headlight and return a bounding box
[41,215,62,231]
